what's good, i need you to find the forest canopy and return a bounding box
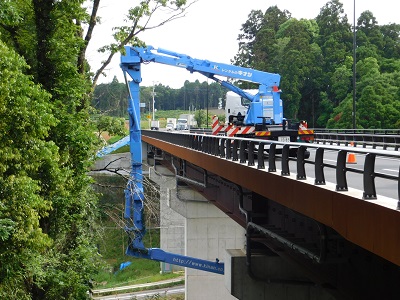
[232,0,400,128]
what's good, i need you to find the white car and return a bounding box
[166,123,174,131]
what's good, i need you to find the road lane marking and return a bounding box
[382,169,398,173]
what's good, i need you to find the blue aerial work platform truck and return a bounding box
[113,45,313,274]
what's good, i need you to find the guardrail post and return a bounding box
[220,138,226,158]
[281,144,290,176]
[209,136,214,154]
[239,140,247,164]
[208,136,213,154]
[226,139,232,160]
[296,146,307,180]
[363,153,377,199]
[268,143,276,172]
[190,135,197,150]
[192,134,198,150]
[213,137,220,156]
[314,148,326,185]
[204,136,209,153]
[383,137,388,150]
[196,135,202,151]
[257,142,265,169]
[232,140,239,161]
[186,134,192,148]
[211,136,215,155]
[248,141,255,166]
[336,150,348,191]
[199,135,204,151]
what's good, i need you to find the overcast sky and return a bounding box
[86,0,399,88]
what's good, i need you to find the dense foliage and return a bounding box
[233,0,400,128]
[0,0,192,299]
[0,1,101,299]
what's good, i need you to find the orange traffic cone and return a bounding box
[347,152,357,164]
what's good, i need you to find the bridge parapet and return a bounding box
[143,130,399,203]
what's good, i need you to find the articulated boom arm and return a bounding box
[122,45,284,125]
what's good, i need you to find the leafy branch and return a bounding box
[86,0,198,87]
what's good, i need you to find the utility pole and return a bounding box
[206,81,209,128]
[152,81,158,120]
[352,0,357,129]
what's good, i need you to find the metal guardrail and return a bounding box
[143,130,400,206]
[190,128,400,150]
[313,128,400,135]
[313,131,400,150]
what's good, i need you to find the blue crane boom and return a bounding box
[121,46,284,125]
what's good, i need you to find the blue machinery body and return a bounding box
[119,46,283,275]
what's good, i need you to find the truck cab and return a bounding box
[225,89,257,125]
[166,122,174,131]
[150,120,160,130]
[176,119,188,130]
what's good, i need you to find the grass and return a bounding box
[93,261,183,289]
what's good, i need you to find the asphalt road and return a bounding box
[91,276,185,300]
[92,285,184,300]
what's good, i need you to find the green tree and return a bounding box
[379,23,400,59]
[315,0,352,102]
[234,6,290,72]
[274,18,322,120]
[326,96,354,128]
[95,115,126,138]
[194,109,207,127]
[1,0,196,298]
[92,77,128,117]
[357,11,384,55]
[0,40,57,299]
[317,92,334,127]
[331,57,353,102]
[356,58,400,128]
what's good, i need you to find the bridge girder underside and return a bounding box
[150,147,400,300]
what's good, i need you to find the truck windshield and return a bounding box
[241,97,251,107]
